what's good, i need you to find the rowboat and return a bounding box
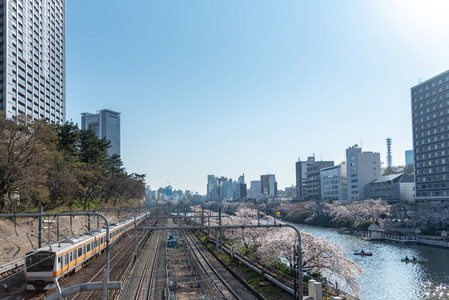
[353,251,373,256]
[401,258,428,263]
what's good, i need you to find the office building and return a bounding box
[216,177,228,200]
[284,186,295,198]
[81,109,121,157]
[227,178,234,200]
[411,70,449,200]
[235,174,247,200]
[295,158,308,201]
[238,174,244,184]
[1,0,66,124]
[165,186,173,197]
[364,174,415,202]
[320,162,347,202]
[248,180,261,199]
[145,185,151,199]
[260,174,277,197]
[207,175,218,201]
[304,157,334,200]
[346,144,381,201]
[405,150,414,166]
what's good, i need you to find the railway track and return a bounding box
[133,230,162,300]
[181,229,244,300]
[68,219,156,300]
[33,218,156,300]
[69,236,136,300]
[7,236,135,300]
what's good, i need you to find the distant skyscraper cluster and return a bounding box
[207,174,247,201]
[81,109,121,157]
[145,185,199,202]
[1,0,66,124]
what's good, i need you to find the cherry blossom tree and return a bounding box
[328,199,390,227]
[401,201,449,231]
[190,205,363,297]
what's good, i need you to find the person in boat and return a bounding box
[361,250,365,254]
[413,256,416,260]
[405,256,409,260]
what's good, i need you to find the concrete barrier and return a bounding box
[308,279,322,300]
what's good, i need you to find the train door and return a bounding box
[77,247,83,261]
[59,255,63,271]
[64,254,69,269]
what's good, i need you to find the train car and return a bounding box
[24,213,147,290]
[167,237,179,247]
[167,234,179,247]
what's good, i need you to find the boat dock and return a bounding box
[362,224,449,248]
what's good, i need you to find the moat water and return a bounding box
[293,223,449,300]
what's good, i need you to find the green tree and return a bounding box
[78,128,110,168]
[109,154,125,176]
[0,114,57,211]
[55,122,80,159]
[76,128,110,209]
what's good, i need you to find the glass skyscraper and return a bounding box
[1,0,65,124]
[81,109,121,157]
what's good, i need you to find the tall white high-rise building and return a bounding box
[1,0,66,124]
[346,144,381,201]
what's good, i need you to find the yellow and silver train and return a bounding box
[24,213,147,290]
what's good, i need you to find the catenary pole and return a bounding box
[0,212,110,300]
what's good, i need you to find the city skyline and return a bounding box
[64,0,449,194]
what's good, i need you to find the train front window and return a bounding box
[26,252,56,272]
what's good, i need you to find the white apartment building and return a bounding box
[346,145,381,201]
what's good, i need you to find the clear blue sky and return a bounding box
[66,0,449,194]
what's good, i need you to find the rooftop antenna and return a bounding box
[360,138,363,149]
